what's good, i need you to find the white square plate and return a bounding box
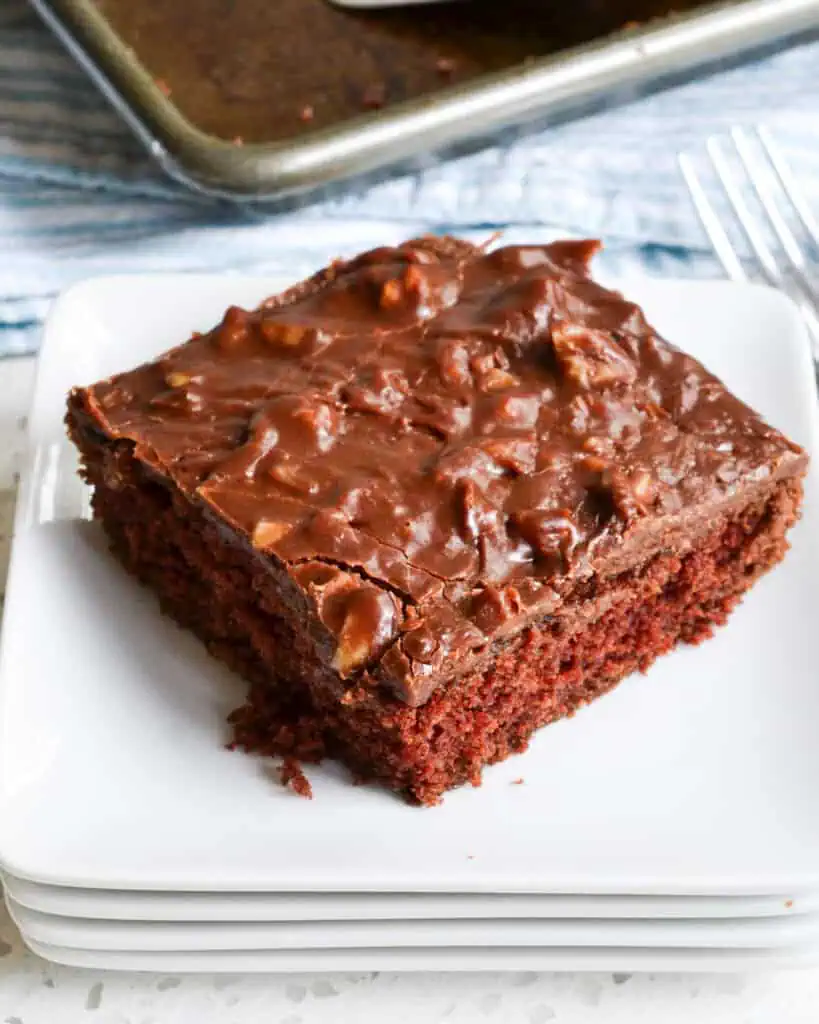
[8,894,819,952]
[21,937,819,974]
[1,275,818,894]
[4,873,810,922]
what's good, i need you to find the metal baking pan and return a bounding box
[30,0,819,201]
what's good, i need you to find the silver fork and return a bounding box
[679,126,819,363]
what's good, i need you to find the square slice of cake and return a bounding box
[66,237,807,804]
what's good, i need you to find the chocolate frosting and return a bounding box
[73,237,805,706]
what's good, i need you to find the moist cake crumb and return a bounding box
[279,757,314,799]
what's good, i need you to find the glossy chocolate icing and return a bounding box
[72,237,805,705]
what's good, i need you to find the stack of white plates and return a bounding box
[2,272,818,973]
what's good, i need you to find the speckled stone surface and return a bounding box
[3,356,819,1020]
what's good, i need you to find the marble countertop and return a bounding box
[1,356,819,1023]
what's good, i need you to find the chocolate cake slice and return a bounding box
[66,237,807,804]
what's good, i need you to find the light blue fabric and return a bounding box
[0,0,817,355]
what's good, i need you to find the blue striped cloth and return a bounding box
[1,0,818,356]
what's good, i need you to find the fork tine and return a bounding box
[678,154,746,282]
[704,136,783,289]
[730,127,819,306]
[757,126,819,252]
[679,136,819,363]
[717,130,819,352]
